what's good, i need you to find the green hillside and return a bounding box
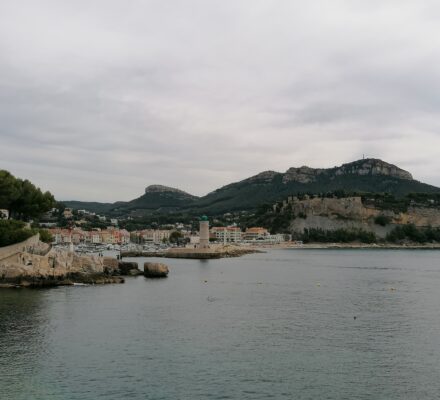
[191,174,440,214]
[62,159,440,216]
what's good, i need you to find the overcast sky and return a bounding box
[1,0,440,201]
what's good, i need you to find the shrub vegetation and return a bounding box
[0,220,35,247]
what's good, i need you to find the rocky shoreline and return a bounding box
[0,273,125,289]
[0,235,173,288]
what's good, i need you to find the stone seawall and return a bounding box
[0,234,41,262]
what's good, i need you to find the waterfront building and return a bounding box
[49,228,130,245]
[211,226,242,243]
[243,227,269,241]
[119,229,130,244]
[90,232,102,244]
[141,229,172,244]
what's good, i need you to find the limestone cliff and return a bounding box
[277,196,440,238]
[282,159,412,184]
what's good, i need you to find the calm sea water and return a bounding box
[1,249,440,400]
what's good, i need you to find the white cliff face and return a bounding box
[283,166,325,184]
[281,159,413,184]
[280,196,440,238]
[334,159,413,180]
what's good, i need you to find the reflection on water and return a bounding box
[1,250,440,399]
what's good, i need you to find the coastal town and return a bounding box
[47,207,289,250]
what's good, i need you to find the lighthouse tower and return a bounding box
[199,216,210,249]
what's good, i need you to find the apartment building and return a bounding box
[242,227,270,241]
[140,229,172,243]
[210,226,242,243]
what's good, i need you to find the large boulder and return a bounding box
[103,257,119,275]
[118,261,140,275]
[144,262,169,278]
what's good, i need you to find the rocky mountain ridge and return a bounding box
[63,158,439,215]
[243,159,413,185]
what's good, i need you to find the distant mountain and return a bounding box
[191,159,440,213]
[63,185,198,216]
[63,159,440,216]
[111,185,199,215]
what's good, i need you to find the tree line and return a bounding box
[0,170,56,221]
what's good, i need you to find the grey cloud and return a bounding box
[0,0,439,201]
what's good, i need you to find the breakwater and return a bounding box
[121,247,261,259]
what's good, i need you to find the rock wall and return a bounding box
[0,239,123,286]
[283,196,440,238]
[281,159,413,184]
[0,234,43,262]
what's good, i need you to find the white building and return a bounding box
[243,227,269,241]
[211,226,242,243]
[141,229,172,243]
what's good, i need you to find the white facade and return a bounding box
[190,236,200,244]
[142,229,172,243]
[211,227,242,243]
[91,233,102,244]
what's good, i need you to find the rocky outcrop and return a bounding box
[334,159,413,180]
[283,166,325,184]
[0,242,124,288]
[246,171,280,183]
[280,196,440,238]
[145,185,194,196]
[118,261,142,276]
[282,159,413,184]
[144,262,169,278]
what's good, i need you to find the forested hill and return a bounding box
[63,159,440,216]
[190,159,440,214]
[64,185,198,215]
